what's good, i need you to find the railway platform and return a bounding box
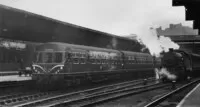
[0,71,31,82]
[0,75,32,82]
[177,83,200,107]
[0,71,18,76]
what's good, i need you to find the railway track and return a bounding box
[144,78,200,107]
[0,80,37,106]
[0,90,65,106]
[12,78,163,107]
[53,83,168,107]
[0,80,33,88]
[0,80,34,97]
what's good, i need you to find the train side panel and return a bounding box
[32,42,159,90]
[190,54,200,77]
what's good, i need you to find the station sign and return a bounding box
[0,38,26,50]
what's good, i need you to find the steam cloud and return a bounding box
[106,37,118,49]
[155,68,177,81]
[135,27,180,57]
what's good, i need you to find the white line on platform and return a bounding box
[0,75,32,82]
[177,83,200,107]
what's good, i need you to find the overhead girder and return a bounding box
[185,6,200,20]
[173,0,200,34]
[185,5,200,34]
[193,20,200,29]
[173,0,200,6]
[172,0,185,6]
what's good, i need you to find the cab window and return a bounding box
[54,52,63,63]
[43,52,53,63]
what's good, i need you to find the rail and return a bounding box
[144,79,200,107]
[14,78,157,107]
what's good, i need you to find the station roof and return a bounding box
[0,4,133,42]
[0,4,145,52]
[164,35,200,42]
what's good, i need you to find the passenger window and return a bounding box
[72,53,76,58]
[77,53,81,57]
[65,52,68,59]
[74,53,77,57]
[117,60,120,64]
[142,58,144,64]
[96,59,101,64]
[67,52,72,58]
[102,59,106,64]
[73,58,79,64]
[145,57,148,63]
[138,57,141,64]
[101,59,104,64]
[105,59,108,64]
[130,60,132,64]
[89,59,95,64]
[111,60,114,64]
[115,60,118,65]
[43,52,53,63]
[83,54,87,58]
[54,52,63,63]
[141,57,143,64]
[80,53,83,58]
[36,52,42,63]
[80,58,85,64]
[76,53,79,57]
[74,52,78,58]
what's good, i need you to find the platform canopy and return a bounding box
[173,0,200,34]
[0,4,146,52]
[165,35,200,42]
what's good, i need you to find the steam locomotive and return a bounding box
[160,48,200,81]
[32,42,161,89]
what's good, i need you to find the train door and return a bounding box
[64,50,72,73]
[119,51,125,69]
[183,54,192,77]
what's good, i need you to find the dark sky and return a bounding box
[0,0,191,36]
[0,0,186,55]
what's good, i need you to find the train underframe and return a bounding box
[159,66,190,82]
[32,68,155,90]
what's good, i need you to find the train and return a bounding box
[0,38,38,72]
[31,42,161,89]
[159,48,200,81]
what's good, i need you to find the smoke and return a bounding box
[154,68,160,80]
[106,37,118,49]
[111,37,118,49]
[135,27,179,57]
[155,68,177,81]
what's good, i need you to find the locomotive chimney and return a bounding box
[169,48,174,52]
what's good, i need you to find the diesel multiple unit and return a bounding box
[32,42,160,89]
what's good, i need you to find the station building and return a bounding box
[156,23,200,54]
[0,4,146,71]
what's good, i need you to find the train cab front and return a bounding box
[32,51,66,88]
[32,51,65,74]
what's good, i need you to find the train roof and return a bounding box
[121,50,151,56]
[190,53,200,57]
[38,42,119,53]
[174,49,200,57]
[37,42,151,56]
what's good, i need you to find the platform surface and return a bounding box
[177,83,200,107]
[0,75,32,82]
[0,71,18,76]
